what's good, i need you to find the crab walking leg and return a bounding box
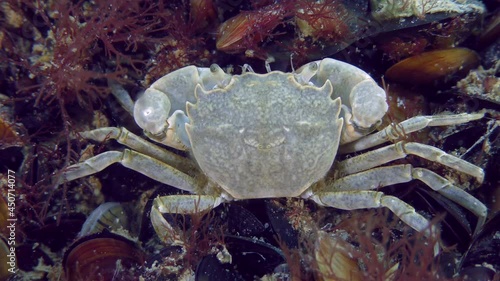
[151,195,226,245]
[326,165,487,232]
[58,150,200,193]
[336,141,484,183]
[78,127,196,173]
[150,202,183,245]
[308,190,432,234]
[412,168,487,233]
[339,113,485,154]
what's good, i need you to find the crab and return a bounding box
[58,58,487,242]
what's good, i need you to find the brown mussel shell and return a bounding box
[385,48,480,86]
[63,232,145,281]
[216,3,288,54]
[0,195,8,236]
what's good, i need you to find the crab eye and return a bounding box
[296,61,319,85]
[210,64,221,73]
[133,89,171,135]
[309,62,318,71]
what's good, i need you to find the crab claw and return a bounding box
[296,58,388,144]
[134,65,232,150]
[341,78,388,143]
[134,88,171,136]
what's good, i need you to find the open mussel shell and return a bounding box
[63,232,145,281]
[78,202,131,237]
[385,48,480,86]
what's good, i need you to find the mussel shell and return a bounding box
[195,254,245,281]
[0,195,8,235]
[78,202,130,237]
[227,203,266,237]
[16,243,53,271]
[385,48,480,86]
[63,232,145,281]
[215,3,287,53]
[266,199,300,249]
[196,235,285,280]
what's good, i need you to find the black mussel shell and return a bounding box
[266,200,300,249]
[195,254,245,281]
[227,203,266,237]
[16,243,53,272]
[196,235,285,281]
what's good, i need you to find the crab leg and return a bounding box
[78,127,195,172]
[314,164,486,233]
[308,190,432,234]
[154,194,225,214]
[57,149,200,193]
[151,194,226,245]
[412,168,487,232]
[336,141,484,183]
[339,112,484,154]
